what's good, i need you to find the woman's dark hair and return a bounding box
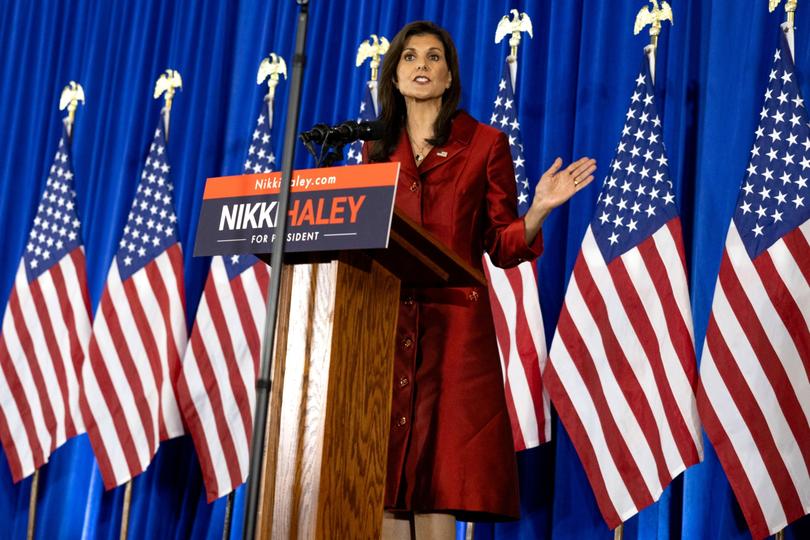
[368,21,461,162]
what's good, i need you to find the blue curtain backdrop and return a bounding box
[0,0,808,538]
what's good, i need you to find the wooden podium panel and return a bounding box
[258,251,399,539]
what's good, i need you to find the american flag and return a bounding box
[0,127,91,481]
[544,55,703,527]
[345,81,376,164]
[483,59,551,450]
[697,36,810,539]
[175,105,273,501]
[81,119,186,489]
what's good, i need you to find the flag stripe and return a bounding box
[1,292,49,469]
[8,285,58,449]
[151,246,186,438]
[619,237,700,465]
[130,264,173,442]
[159,245,187,357]
[726,225,810,438]
[185,324,238,498]
[206,272,253,441]
[191,314,244,492]
[716,257,810,485]
[91,295,154,471]
[657,220,695,342]
[49,253,89,433]
[85,331,142,483]
[607,252,685,478]
[0,374,27,478]
[483,258,530,450]
[29,273,72,443]
[105,272,157,462]
[178,257,269,499]
[709,274,807,517]
[557,286,654,508]
[505,266,547,436]
[516,263,552,442]
[578,234,667,495]
[80,341,134,488]
[649,221,697,373]
[783,221,810,287]
[175,346,224,501]
[762,232,810,375]
[696,360,775,540]
[753,250,810,422]
[0,335,37,477]
[228,266,263,381]
[204,274,253,434]
[544,328,634,525]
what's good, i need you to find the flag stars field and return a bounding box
[735,43,810,258]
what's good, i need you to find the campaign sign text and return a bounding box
[194,163,399,256]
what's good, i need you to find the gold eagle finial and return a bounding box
[356,34,390,82]
[153,69,183,105]
[257,53,287,129]
[257,53,287,103]
[59,81,85,133]
[153,69,182,139]
[634,1,674,48]
[257,53,287,86]
[495,9,533,62]
[769,0,798,27]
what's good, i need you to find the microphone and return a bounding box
[299,122,330,145]
[300,119,384,146]
[330,120,385,143]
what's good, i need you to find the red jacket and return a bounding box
[370,111,542,520]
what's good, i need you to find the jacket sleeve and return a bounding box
[483,130,543,268]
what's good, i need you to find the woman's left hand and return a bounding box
[523,156,597,244]
[533,157,597,213]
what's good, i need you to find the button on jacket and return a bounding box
[367,110,543,520]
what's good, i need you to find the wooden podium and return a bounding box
[254,208,484,539]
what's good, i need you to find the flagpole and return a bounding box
[26,471,39,540]
[119,481,133,540]
[221,491,235,540]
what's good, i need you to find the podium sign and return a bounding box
[193,162,399,256]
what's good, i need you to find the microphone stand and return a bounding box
[319,131,346,167]
[242,0,309,538]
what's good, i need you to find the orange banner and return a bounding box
[202,162,400,200]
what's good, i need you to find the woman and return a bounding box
[365,21,596,539]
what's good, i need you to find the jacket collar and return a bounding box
[391,110,478,177]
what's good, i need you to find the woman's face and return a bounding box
[395,33,452,103]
